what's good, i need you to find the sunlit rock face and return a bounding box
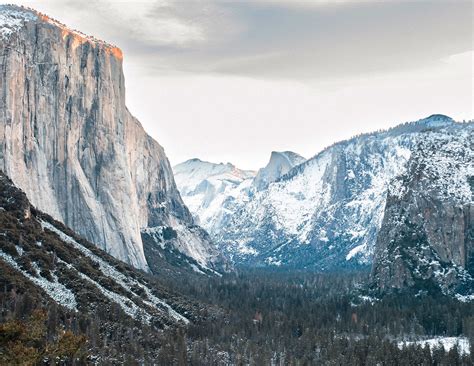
[0,5,221,272]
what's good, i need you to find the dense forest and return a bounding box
[1,265,473,364]
[156,269,474,365]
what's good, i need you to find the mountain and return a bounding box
[253,151,306,191]
[0,5,221,273]
[173,151,304,240]
[215,115,471,269]
[0,170,198,361]
[173,159,255,235]
[371,124,473,297]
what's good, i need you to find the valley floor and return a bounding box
[1,263,473,365]
[156,269,474,365]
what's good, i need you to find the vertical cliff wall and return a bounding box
[0,5,220,271]
[371,124,473,295]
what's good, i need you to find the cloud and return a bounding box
[119,0,472,82]
[5,0,473,169]
[12,0,472,81]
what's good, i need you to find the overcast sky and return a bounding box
[11,0,473,169]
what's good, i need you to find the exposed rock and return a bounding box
[253,151,306,191]
[0,5,221,272]
[212,116,467,269]
[371,124,473,296]
[0,170,195,326]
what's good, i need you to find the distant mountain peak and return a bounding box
[253,151,306,191]
[424,114,454,121]
[419,114,455,126]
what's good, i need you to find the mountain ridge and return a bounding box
[202,118,472,277]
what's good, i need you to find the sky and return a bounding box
[9,0,473,170]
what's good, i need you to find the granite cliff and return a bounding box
[0,5,221,272]
[371,123,473,296]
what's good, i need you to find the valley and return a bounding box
[0,4,472,365]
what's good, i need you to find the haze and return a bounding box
[11,0,473,169]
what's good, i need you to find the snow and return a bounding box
[15,245,24,256]
[266,257,282,266]
[263,150,332,239]
[0,4,118,51]
[142,223,221,276]
[222,130,415,265]
[398,337,470,355]
[346,243,367,261]
[0,5,37,40]
[455,294,474,303]
[236,238,259,255]
[190,263,206,275]
[173,158,255,234]
[358,295,377,304]
[41,220,189,324]
[174,159,255,196]
[0,250,77,310]
[253,151,306,190]
[169,220,211,270]
[174,118,471,271]
[420,127,473,203]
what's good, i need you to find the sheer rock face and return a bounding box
[0,5,220,271]
[253,151,306,191]
[371,125,474,295]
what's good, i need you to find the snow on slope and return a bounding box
[173,159,256,234]
[0,171,192,326]
[216,116,466,269]
[371,122,474,296]
[0,4,36,39]
[0,250,78,310]
[173,152,305,238]
[41,221,189,323]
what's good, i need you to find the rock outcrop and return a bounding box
[210,115,469,269]
[253,151,306,191]
[0,5,220,272]
[172,151,305,241]
[371,123,473,296]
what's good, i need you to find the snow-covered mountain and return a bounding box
[215,115,471,270]
[173,151,305,237]
[173,159,256,235]
[371,123,473,297]
[0,5,222,273]
[253,151,306,191]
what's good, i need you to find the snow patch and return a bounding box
[0,5,37,40]
[41,220,189,324]
[398,337,470,355]
[346,243,367,261]
[0,250,77,310]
